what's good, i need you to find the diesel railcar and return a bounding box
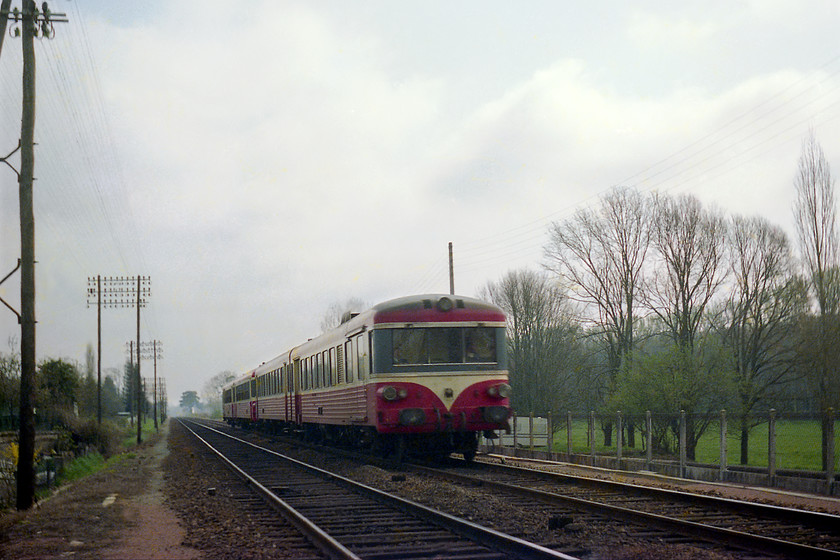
[222,294,512,460]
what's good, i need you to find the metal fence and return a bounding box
[484,409,838,496]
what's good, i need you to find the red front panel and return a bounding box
[370,379,510,434]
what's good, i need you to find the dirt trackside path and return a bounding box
[0,421,200,560]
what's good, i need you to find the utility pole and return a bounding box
[0,0,67,511]
[17,0,38,513]
[140,340,162,430]
[448,242,455,295]
[88,275,151,442]
[84,276,105,424]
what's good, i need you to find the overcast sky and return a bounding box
[1,1,839,403]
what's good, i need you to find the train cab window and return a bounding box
[356,333,369,379]
[391,327,498,366]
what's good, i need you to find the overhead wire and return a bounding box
[0,5,159,339]
[449,55,840,284]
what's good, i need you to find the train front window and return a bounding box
[392,327,497,366]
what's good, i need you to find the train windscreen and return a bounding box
[391,326,497,366]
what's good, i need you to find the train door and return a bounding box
[250,374,258,422]
[293,358,302,425]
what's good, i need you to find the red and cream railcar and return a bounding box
[222,294,511,459]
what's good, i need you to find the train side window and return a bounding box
[309,356,316,389]
[345,341,355,383]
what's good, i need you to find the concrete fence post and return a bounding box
[768,409,777,486]
[616,410,623,465]
[529,412,534,453]
[547,410,554,459]
[719,409,727,481]
[679,410,687,478]
[513,415,518,450]
[567,411,573,461]
[828,407,836,495]
[645,410,652,470]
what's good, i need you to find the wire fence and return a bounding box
[486,408,839,496]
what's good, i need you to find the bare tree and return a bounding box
[643,193,729,459]
[544,186,651,376]
[480,269,578,415]
[647,193,727,352]
[723,215,807,463]
[792,130,840,469]
[320,297,369,333]
[544,187,651,445]
[202,370,237,417]
[794,131,839,316]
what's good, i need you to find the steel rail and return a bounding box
[411,461,840,559]
[181,419,578,560]
[178,419,361,560]
[477,457,840,530]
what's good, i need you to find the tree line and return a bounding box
[0,342,162,455]
[480,132,839,469]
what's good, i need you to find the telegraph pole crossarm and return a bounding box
[0,259,21,321]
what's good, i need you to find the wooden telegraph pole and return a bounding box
[140,341,163,431]
[0,0,67,510]
[17,0,38,511]
[88,276,151,443]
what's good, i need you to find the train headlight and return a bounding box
[483,406,509,424]
[380,386,409,401]
[486,383,512,399]
[399,408,426,426]
[436,296,453,312]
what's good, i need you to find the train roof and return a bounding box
[221,294,505,391]
[368,294,505,325]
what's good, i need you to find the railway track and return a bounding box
[410,456,840,559]
[177,418,576,560]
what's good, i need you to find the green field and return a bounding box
[545,418,839,472]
